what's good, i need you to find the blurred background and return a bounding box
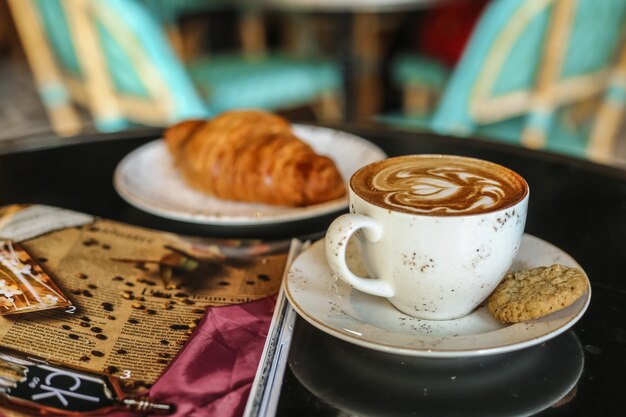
[1,0,625,166]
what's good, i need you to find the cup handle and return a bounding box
[325,213,394,297]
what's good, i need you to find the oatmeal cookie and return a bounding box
[488,264,588,323]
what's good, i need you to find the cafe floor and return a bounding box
[2,55,626,168]
[0,57,96,146]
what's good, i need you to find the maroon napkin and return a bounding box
[148,295,278,417]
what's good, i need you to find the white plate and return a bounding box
[286,234,591,358]
[113,125,386,226]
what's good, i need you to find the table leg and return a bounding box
[337,12,356,121]
[336,11,403,122]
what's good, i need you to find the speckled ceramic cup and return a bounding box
[325,155,529,320]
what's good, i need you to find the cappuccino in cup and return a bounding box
[325,155,529,320]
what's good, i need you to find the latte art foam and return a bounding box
[352,155,528,216]
[374,164,508,214]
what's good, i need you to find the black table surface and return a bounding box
[1,125,625,416]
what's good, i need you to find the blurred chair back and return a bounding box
[10,0,209,133]
[10,0,342,134]
[431,0,626,161]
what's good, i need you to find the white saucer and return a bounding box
[285,234,591,358]
[113,125,386,226]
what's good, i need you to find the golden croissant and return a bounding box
[164,111,346,207]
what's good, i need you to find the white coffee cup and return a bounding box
[325,154,529,320]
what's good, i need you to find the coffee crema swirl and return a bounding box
[351,155,528,216]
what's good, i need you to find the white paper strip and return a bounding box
[0,205,95,242]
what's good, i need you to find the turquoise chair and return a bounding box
[386,0,626,161]
[33,0,208,132]
[143,0,219,26]
[20,0,341,133]
[390,54,449,118]
[141,1,342,115]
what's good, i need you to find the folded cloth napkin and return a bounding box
[148,294,278,417]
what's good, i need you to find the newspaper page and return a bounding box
[0,205,288,389]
